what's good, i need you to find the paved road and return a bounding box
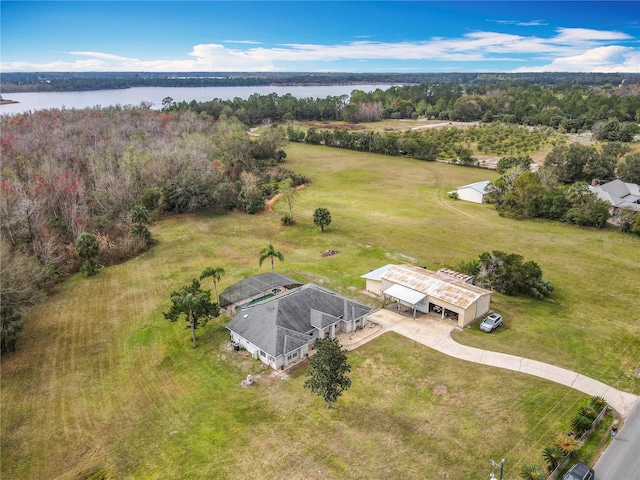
[363,309,640,418]
[595,402,640,479]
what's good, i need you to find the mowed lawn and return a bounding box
[1,142,638,479]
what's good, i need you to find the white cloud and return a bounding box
[68,51,136,61]
[1,27,637,72]
[495,19,547,27]
[554,27,631,43]
[188,43,275,71]
[518,20,547,27]
[223,40,263,45]
[0,59,110,71]
[514,46,640,73]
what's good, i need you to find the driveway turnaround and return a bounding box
[363,309,640,419]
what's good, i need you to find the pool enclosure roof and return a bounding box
[219,273,302,309]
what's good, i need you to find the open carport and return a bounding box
[364,264,493,328]
[383,283,426,319]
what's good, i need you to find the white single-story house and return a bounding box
[589,179,640,213]
[456,180,491,204]
[227,283,371,370]
[363,264,492,328]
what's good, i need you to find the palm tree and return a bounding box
[259,243,284,273]
[200,266,225,304]
[76,233,100,276]
[1,305,23,353]
[578,404,598,422]
[520,463,544,480]
[130,204,151,241]
[542,445,564,473]
[555,434,579,455]
[570,413,592,437]
[170,289,209,348]
[590,395,607,411]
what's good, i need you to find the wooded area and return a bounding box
[160,80,640,132]
[486,144,640,231]
[0,106,293,328]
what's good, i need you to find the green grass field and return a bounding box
[2,143,638,479]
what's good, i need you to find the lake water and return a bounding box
[0,84,397,115]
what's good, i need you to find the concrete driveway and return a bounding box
[351,309,640,419]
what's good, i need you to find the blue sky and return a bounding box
[1,1,639,73]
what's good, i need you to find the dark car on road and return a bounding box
[563,462,595,480]
[479,313,503,332]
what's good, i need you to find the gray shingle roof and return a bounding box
[590,180,640,211]
[227,284,371,357]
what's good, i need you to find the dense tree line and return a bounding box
[164,93,349,125]
[485,145,640,230]
[158,83,640,134]
[0,105,295,349]
[158,80,640,132]
[4,72,638,93]
[346,82,640,129]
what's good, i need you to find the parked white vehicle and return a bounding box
[480,313,503,332]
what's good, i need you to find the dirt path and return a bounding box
[264,183,309,212]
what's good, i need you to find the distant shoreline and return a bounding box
[2,71,637,94]
[0,99,19,105]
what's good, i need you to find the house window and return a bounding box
[259,350,266,358]
[287,351,298,361]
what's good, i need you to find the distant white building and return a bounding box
[590,179,640,213]
[456,180,491,204]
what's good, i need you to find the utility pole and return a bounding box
[490,458,504,480]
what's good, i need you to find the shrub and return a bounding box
[472,250,553,298]
[281,214,295,226]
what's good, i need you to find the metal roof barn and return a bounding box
[373,264,493,327]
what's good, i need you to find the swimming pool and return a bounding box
[237,288,282,310]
